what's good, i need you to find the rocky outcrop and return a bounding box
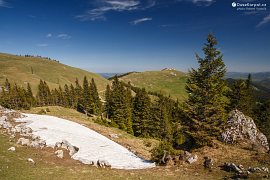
[17,137,31,146]
[109,134,119,139]
[27,158,35,164]
[8,147,16,151]
[54,140,79,156]
[221,162,269,179]
[55,150,64,158]
[0,105,47,151]
[221,110,269,152]
[187,155,198,164]
[204,157,214,169]
[0,116,12,129]
[97,160,111,168]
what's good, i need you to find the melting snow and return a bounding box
[15,114,155,169]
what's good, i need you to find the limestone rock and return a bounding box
[109,134,119,139]
[1,121,12,129]
[54,140,78,156]
[222,162,243,174]
[10,128,16,134]
[15,126,22,133]
[38,139,46,148]
[221,110,269,152]
[187,155,198,164]
[31,134,40,141]
[55,150,64,158]
[27,158,35,164]
[184,151,191,158]
[30,141,40,148]
[97,160,111,168]
[0,116,7,121]
[262,167,269,173]
[54,142,62,148]
[8,147,16,151]
[17,138,30,146]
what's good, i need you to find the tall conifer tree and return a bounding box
[185,34,229,147]
[105,84,112,118]
[109,76,127,130]
[133,88,151,136]
[89,78,101,115]
[26,83,35,107]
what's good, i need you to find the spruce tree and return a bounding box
[51,88,57,105]
[58,86,64,106]
[109,76,127,130]
[105,84,112,118]
[20,87,30,109]
[63,84,70,107]
[37,80,52,106]
[26,83,35,107]
[133,88,151,137]
[69,84,76,108]
[89,78,101,115]
[149,97,172,141]
[11,83,20,109]
[228,74,254,116]
[184,34,229,147]
[37,80,45,106]
[43,81,51,105]
[124,84,133,135]
[75,78,82,108]
[77,76,92,115]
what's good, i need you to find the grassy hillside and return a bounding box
[0,53,109,94]
[119,69,188,100]
[1,106,269,179]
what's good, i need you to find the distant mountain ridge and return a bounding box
[226,72,270,81]
[98,73,124,79]
[226,72,270,91]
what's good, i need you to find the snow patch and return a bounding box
[15,114,155,169]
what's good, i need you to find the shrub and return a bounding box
[151,141,182,164]
[94,117,109,127]
[173,130,186,147]
[94,117,103,124]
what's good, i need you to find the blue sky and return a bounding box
[0,0,269,73]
